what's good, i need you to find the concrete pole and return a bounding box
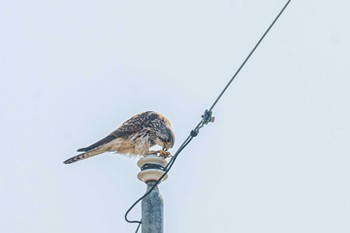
[137,155,168,233]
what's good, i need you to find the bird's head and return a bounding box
[163,127,175,150]
[156,116,175,151]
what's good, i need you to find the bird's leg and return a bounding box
[147,150,160,155]
[146,150,171,158]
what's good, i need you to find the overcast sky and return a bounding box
[1,0,349,232]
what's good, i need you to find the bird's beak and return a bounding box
[163,142,172,151]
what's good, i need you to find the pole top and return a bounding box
[137,154,168,183]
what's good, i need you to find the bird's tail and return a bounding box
[64,148,105,164]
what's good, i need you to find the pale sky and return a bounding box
[1,0,350,232]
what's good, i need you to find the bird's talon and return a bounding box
[158,150,171,158]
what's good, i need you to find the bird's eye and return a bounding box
[166,138,171,143]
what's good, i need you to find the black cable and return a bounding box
[134,222,141,233]
[127,135,197,233]
[125,132,197,225]
[126,0,292,231]
[129,132,198,233]
[209,0,291,112]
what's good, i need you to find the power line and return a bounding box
[208,0,292,112]
[125,0,292,231]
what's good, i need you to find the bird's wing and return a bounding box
[77,135,117,152]
[110,111,159,137]
[77,111,159,152]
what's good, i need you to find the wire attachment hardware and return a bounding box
[202,110,215,125]
[190,130,198,137]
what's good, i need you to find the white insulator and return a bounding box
[137,154,168,183]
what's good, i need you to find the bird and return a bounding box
[63,111,175,164]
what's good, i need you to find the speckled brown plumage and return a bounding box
[64,111,175,164]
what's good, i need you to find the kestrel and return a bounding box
[64,111,175,164]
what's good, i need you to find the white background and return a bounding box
[1,0,349,232]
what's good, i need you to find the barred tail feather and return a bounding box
[64,149,104,164]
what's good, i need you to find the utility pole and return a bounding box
[137,154,168,233]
